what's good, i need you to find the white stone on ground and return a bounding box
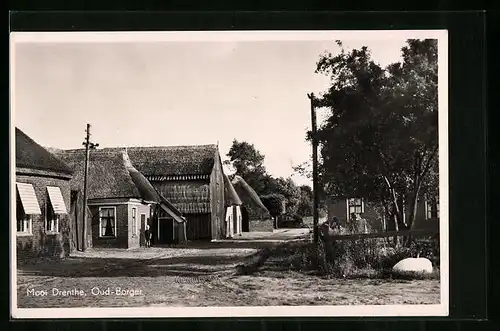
[392,257,433,274]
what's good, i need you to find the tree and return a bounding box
[225,139,269,195]
[260,193,286,228]
[312,39,439,234]
[225,139,310,215]
[297,185,314,217]
[225,139,266,176]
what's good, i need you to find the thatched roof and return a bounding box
[97,145,218,177]
[53,149,147,200]
[223,174,242,206]
[231,175,269,215]
[15,128,73,175]
[123,151,161,203]
[153,181,211,214]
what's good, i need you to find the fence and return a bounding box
[323,229,439,241]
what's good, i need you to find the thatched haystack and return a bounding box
[231,175,269,219]
[223,173,242,207]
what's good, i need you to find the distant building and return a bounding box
[15,128,73,259]
[326,195,440,233]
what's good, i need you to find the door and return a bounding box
[140,213,146,246]
[158,217,174,245]
[233,207,238,235]
[241,206,250,232]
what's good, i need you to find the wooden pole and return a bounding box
[81,124,99,252]
[308,93,320,244]
[82,124,90,251]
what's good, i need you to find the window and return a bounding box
[131,207,137,236]
[99,207,116,238]
[16,183,40,235]
[46,186,67,234]
[46,216,60,232]
[347,198,364,216]
[426,197,440,219]
[45,200,60,233]
[16,198,32,234]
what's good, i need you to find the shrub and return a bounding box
[260,194,286,218]
[278,213,305,228]
[275,235,439,279]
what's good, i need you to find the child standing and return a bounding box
[144,224,152,248]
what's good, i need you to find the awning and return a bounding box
[16,183,41,215]
[47,186,68,214]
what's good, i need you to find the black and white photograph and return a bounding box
[10,30,448,318]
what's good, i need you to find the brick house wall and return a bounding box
[90,203,128,248]
[89,199,153,248]
[16,171,72,260]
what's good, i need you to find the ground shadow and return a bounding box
[154,240,289,250]
[17,253,255,278]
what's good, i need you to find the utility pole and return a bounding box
[308,93,320,244]
[81,124,99,251]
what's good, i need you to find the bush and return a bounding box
[274,235,440,279]
[278,213,304,228]
[260,194,286,218]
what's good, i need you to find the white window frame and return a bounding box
[99,206,117,238]
[16,191,34,236]
[45,215,60,233]
[347,197,364,217]
[131,207,137,236]
[17,215,32,235]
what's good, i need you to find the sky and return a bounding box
[12,32,408,186]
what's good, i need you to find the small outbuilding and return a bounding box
[223,174,243,238]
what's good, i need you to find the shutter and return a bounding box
[16,183,41,214]
[47,186,68,214]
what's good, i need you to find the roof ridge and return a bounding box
[112,144,217,149]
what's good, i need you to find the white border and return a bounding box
[10,30,449,319]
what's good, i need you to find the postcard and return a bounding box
[10,30,448,318]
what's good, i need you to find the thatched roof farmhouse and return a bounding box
[54,148,186,247]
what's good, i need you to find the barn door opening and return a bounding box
[158,217,174,245]
[241,206,250,232]
[233,207,238,235]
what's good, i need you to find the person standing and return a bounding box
[144,224,152,248]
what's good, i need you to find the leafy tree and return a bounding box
[297,185,314,217]
[272,177,301,214]
[224,139,269,195]
[225,140,308,216]
[311,39,439,233]
[225,140,266,175]
[260,194,286,228]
